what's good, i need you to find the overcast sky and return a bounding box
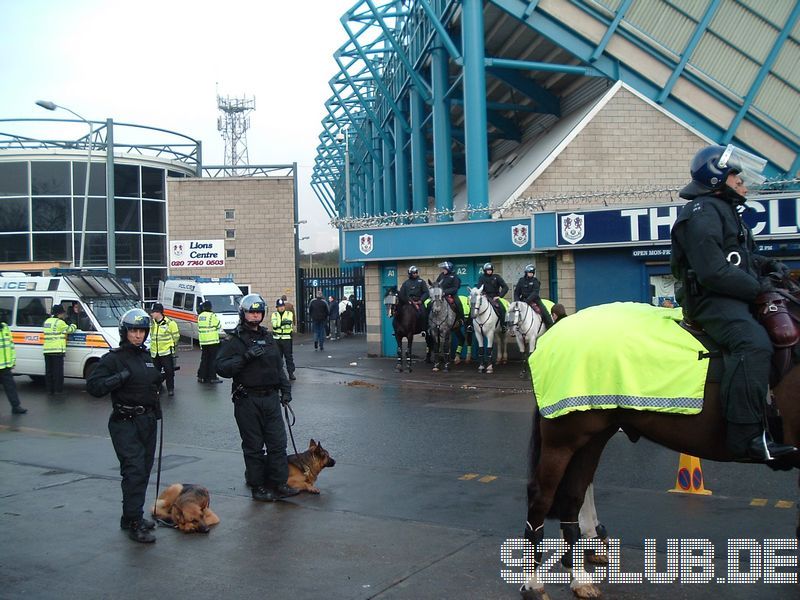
[0,0,355,253]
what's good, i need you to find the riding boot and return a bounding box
[727,422,798,462]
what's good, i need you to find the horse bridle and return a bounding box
[511,302,544,344]
[471,293,494,332]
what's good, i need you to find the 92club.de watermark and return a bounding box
[500,538,798,584]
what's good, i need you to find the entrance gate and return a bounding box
[298,267,365,334]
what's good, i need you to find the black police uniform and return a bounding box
[216,324,292,492]
[671,191,774,453]
[435,271,464,321]
[477,272,509,323]
[398,277,430,305]
[514,275,554,328]
[87,341,162,530]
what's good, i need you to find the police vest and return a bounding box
[197,311,221,346]
[43,317,76,354]
[271,310,294,340]
[150,316,179,357]
[0,323,15,369]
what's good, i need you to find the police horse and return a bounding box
[427,281,470,372]
[507,301,547,378]
[385,290,429,373]
[520,294,800,600]
[469,285,508,373]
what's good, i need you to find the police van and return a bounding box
[157,276,242,341]
[0,270,142,382]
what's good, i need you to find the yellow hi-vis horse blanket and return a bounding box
[530,302,709,419]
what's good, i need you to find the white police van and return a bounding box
[0,270,141,382]
[157,276,242,341]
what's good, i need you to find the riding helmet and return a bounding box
[680,145,738,199]
[524,264,536,274]
[239,293,266,324]
[438,261,453,273]
[483,262,494,273]
[408,266,419,276]
[118,308,151,342]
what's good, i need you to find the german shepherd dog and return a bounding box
[152,484,220,533]
[287,439,336,494]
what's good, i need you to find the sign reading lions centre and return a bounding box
[169,239,225,268]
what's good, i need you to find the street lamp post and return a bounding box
[36,100,93,269]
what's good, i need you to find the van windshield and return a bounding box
[84,297,141,327]
[203,294,243,313]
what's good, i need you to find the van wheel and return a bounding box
[29,375,45,385]
[84,360,98,380]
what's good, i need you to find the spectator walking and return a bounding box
[328,296,340,341]
[308,291,329,351]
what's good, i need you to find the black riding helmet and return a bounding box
[483,262,494,273]
[524,264,536,274]
[118,308,150,343]
[239,293,266,324]
[438,261,453,273]
[408,266,419,276]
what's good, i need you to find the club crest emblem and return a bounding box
[359,234,374,255]
[511,224,529,248]
[560,213,585,245]
[172,243,185,258]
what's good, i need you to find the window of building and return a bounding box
[31,161,70,195]
[114,164,139,198]
[141,166,165,200]
[172,292,185,308]
[226,248,236,259]
[16,296,53,327]
[0,198,29,232]
[141,200,166,233]
[225,229,235,239]
[73,233,108,267]
[115,233,141,266]
[33,197,71,231]
[225,209,235,220]
[142,234,166,266]
[143,269,166,301]
[0,234,30,261]
[0,296,14,325]
[0,162,28,196]
[33,233,71,262]
[73,197,107,232]
[115,198,140,232]
[72,162,106,196]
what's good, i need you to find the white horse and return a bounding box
[468,285,507,373]
[506,300,546,378]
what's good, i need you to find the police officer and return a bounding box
[270,298,296,380]
[399,266,430,329]
[435,261,465,325]
[43,305,77,395]
[671,144,797,462]
[477,262,509,329]
[87,309,163,543]
[1,317,26,414]
[197,301,222,384]
[216,294,299,502]
[149,303,179,397]
[514,264,554,328]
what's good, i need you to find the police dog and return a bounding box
[152,484,220,533]
[287,439,336,494]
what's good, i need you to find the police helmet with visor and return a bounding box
[524,264,536,274]
[483,262,493,273]
[680,144,767,200]
[408,266,419,276]
[438,261,453,273]
[239,294,266,324]
[119,308,151,342]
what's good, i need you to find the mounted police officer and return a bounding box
[271,298,296,380]
[43,304,77,395]
[148,303,179,396]
[87,309,163,543]
[671,144,798,463]
[399,266,430,331]
[197,301,222,384]
[435,261,465,325]
[216,294,299,502]
[477,262,509,330]
[514,264,554,328]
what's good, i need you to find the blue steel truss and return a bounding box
[313,0,800,226]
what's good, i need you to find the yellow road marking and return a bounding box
[459,473,479,480]
[750,498,768,507]
[478,475,497,483]
[775,500,794,509]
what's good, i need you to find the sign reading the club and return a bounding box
[169,239,225,268]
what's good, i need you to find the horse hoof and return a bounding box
[486,366,494,374]
[395,365,403,372]
[453,356,461,365]
[520,586,550,600]
[443,366,449,372]
[572,583,601,599]
[432,367,439,372]
[585,551,608,566]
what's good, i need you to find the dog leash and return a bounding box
[283,402,299,455]
[154,399,164,520]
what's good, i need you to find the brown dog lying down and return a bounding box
[152,484,220,533]
[287,439,336,494]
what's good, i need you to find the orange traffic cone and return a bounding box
[668,453,712,495]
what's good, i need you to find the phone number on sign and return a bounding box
[170,260,224,267]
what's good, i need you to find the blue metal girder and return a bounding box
[410,85,429,220]
[721,0,800,145]
[486,66,561,116]
[372,125,383,216]
[431,39,454,221]
[394,112,409,214]
[417,0,462,63]
[325,96,380,163]
[486,111,522,141]
[329,65,391,147]
[657,0,722,104]
[589,0,633,62]
[382,132,395,214]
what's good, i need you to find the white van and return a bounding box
[157,277,242,340]
[0,270,142,382]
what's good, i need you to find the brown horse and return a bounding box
[385,290,429,372]
[520,310,800,599]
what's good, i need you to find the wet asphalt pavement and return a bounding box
[1,333,799,599]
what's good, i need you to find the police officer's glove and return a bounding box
[759,278,778,294]
[281,319,292,326]
[281,391,292,405]
[244,345,266,361]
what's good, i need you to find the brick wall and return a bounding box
[167,176,297,307]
